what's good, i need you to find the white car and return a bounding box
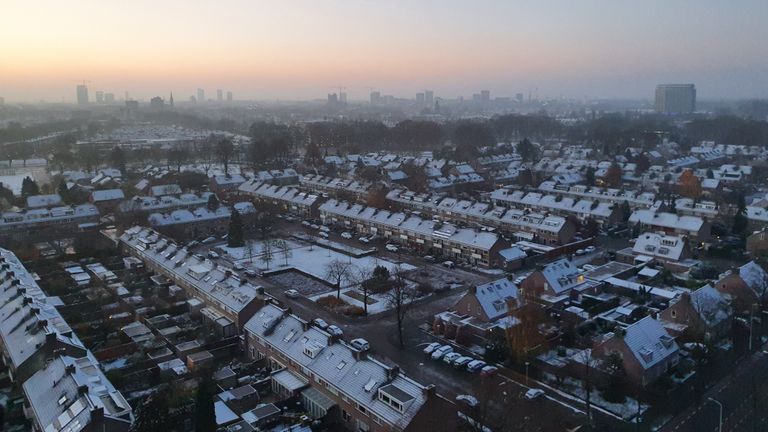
[442,261,455,269]
[456,394,479,407]
[310,224,320,230]
[284,289,300,299]
[585,246,596,254]
[341,232,353,239]
[466,359,487,372]
[319,225,330,232]
[385,244,399,253]
[583,264,597,271]
[423,342,441,355]
[233,263,245,271]
[431,345,453,360]
[575,249,586,256]
[452,356,474,368]
[318,232,329,239]
[327,325,343,336]
[359,236,370,244]
[350,338,370,351]
[207,251,220,259]
[442,352,462,364]
[524,388,545,401]
[302,220,311,226]
[313,318,329,330]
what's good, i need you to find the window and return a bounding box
[342,410,351,422]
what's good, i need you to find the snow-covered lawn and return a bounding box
[542,373,648,421]
[222,239,414,288]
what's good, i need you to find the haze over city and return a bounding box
[3,0,768,102]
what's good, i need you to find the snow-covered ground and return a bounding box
[542,372,648,421]
[0,172,33,195]
[222,239,414,288]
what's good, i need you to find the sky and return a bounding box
[1,0,767,103]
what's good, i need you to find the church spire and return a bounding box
[169,92,174,107]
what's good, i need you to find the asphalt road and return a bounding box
[661,348,768,432]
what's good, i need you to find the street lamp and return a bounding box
[525,361,530,385]
[708,397,723,432]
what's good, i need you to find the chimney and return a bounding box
[422,384,436,399]
[386,365,400,381]
[11,278,19,286]
[66,363,76,375]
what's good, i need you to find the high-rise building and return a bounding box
[515,93,524,103]
[0,97,4,106]
[197,88,205,103]
[480,90,490,103]
[95,91,104,104]
[217,89,223,102]
[169,92,174,108]
[425,90,434,107]
[76,85,89,105]
[327,93,338,105]
[655,84,696,114]
[226,91,233,102]
[339,91,347,104]
[370,91,381,105]
[104,93,115,103]
[416,92,425,104]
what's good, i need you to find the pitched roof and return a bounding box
[472,278,519,321]
[621,316,678,370]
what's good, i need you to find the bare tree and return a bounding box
[198,139,215,175]
[350,266,373,315]
[275,239,291,267]
[576,347,599,427]
[216,137,234,177]
[260,240,274,270]
[384,266,416,348]
[245,240,255,263]
[324,259,353,299]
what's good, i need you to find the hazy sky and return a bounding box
[2,0,767,102]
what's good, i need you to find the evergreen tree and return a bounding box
[194,378,217,432]
[585,166,596,186]
[21,176,39,197]
[733,193,748,235]
[131,393,169,432]
[207,194,220,211]
[110,146,127,173]
[57,181,70,204]
[228,208,245,247]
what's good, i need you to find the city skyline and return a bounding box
[2,0,768,103]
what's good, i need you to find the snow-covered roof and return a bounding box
[541,259,589,294]
[632,232,686,261]
[22,354,133,432]
[91,188,125,202]
[629,210,704,234]
[244,304,430,429]
[26,194,62,209]
[689,285,730,328]
[620,316,678,370]
[473,278,519,321]
[150,184,182,196]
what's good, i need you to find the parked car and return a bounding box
[318,232,329,239]
[480,365,498,377]
[194,253,205,261]
[466,360,487,372]
[575,249,586,256]
[582,264,597,271]
[431,345,453,360]
[313,318,329,330]
[302,220,311,226]
[585,246,596,254]
[284,289,300,299]
[319,225,330,232]
[208,251,220,259]
[244,270,258,278]
[452,356,474,368]
[442,352,462,364]
[350,338,370,351]
[524,388,545,401]
[341,232,353,239]
[202,236,217,244]
[359,236,370,244]
[385,244,399,253]
[423,342,441,355]
[424,255,436,262]
[455,394,479,407]
[233,263,245,271]
[327,325,343,336]
[442,260,455,269]
[310,224,320,230]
